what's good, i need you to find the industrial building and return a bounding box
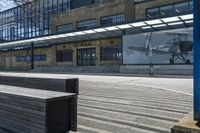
[0,0,193,74]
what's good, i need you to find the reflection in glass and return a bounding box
[0,0,71,42]
[146,8,159,17]
[160,5,173,16]
[174,2,189,13]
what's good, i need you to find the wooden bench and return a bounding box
[0,74,79,132]
[0,85,76,133]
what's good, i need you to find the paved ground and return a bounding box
[0,72,193,133]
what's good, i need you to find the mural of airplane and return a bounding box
[128,32,193,64]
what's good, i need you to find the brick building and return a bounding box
[0,0,193,74]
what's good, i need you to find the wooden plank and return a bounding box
[0,85,75,100]
[0,119,44,133]
[0,115,45,132]
[0,76,79,94]
[0,102,45,116]
[0,74,78,132]
[0,109,45,126]
[0,85,75,133]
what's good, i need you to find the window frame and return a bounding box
[56,23,73,33]
[16,54,47,62]
[100,13,125,26]
[101,45,122,61]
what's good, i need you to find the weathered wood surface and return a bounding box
[0,75,79,94]
[0,74,79,131]
[0,85,76,133]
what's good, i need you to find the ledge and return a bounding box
[171,113,200,133]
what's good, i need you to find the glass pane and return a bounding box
[77,49,96,66]
[77,50,82,66]
[63,0,70,11]
[189,1,193,11]
[77,19,96,30]
[174,2,189,13]
[147,8,159,17]
[101,14,124,25]
[160,5,173,16]
[57,24,73,33]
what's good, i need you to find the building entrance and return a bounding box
[77,48,96,66]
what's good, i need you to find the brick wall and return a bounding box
[51,0,135,33]
[0,37,122,68]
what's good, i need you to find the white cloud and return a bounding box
[0,0,16,12]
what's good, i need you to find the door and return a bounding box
[77,48,96,66]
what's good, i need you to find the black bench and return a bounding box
[0,74,79,132]
[0,85,76,133]
[0,75,79,94]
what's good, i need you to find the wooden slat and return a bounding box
[0,74,78,132]
[0,76,79,94]
[0,85,76,133]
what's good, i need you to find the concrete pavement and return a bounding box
[0,72,193,133]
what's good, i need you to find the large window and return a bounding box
[100,14,125,26]
[57,24,73,33]
[77,48,96,66]
[146,1,193,18]
[0,0,71,43]
[160,5,173,16]
[76,19,96,30]
[0,30,3,42]
[174,2,189,14]
[63,0,71,11]
[189,1,193,11]
[16,55,46,62]
[101,45,122,61]
[146,8,159,18]
[56,49,73,62]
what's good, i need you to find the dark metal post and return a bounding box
[149,48,153,76]
[148,32,153,76]
[119,29,126,72]
[31,42,34,70]
[194,0,200,121]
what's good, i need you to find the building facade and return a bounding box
[0,0,193,74]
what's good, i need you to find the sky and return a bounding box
[0,0,16,12]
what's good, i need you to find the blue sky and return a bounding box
[0,0,15,11]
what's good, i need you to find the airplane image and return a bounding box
[128,32,193,64]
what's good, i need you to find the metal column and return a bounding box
[31,42,34,70]
[194,0,200,121]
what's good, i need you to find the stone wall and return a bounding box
[51,0,135,33]
[0,37,122,69]
[120,65,193,75]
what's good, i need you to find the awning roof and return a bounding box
[0,13,193,49]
